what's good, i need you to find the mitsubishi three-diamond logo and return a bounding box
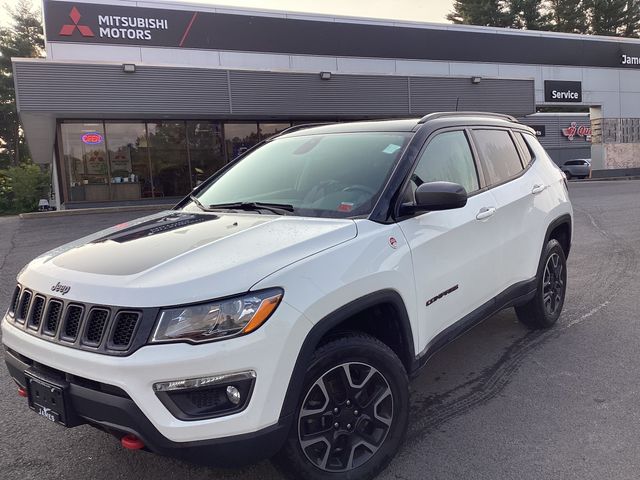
[59,7,95,37]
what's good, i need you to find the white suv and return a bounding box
[3,113,572,480]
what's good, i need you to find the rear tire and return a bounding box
[516,239,567,329]
[273,333,409,480]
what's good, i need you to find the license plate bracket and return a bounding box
[25,370,74,427]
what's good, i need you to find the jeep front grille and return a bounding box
[27,295,46,330]
[43,300,63,336]
[83,308,109,346]
[62,305,84,341]
[110,312,139,349]
[9,285,20,316]
[17,290,32,324]
[5,284,150,356]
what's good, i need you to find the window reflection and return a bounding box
[61,122,109,202]
[187,121,225,186]
[104,122,149,201]
[224,123,259,160]
[259,123,291,140]
[147,122,191,198]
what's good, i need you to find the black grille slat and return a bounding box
[62,305,84,341]
[110,312,139,349]
[43,300,63,336]
[28,296,46,330]
[83,309,109,346]
[10,286,21,316]
[17,290,32,324]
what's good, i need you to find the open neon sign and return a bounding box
[81,132,104,145]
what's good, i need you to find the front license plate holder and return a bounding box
[25,370,72,427]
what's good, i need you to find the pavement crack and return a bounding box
[0,223,20,273]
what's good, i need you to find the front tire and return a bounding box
[274,333,409,480]
[516,239,567,329]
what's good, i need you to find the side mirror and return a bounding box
[401,181,468,214]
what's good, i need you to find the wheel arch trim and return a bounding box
[278,289,415,421]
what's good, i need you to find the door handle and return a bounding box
[476,207,496,221]
[531,184,547,194]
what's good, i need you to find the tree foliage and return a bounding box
[449,0,640,37]
[447,0,512,27]
[0,0,44,168]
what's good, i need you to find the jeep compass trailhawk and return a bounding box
[3,113,572,480]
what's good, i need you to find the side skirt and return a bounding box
[410,277,537,377]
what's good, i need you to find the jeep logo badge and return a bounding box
[51,282,71,295]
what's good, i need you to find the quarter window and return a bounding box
[404,131,479,202]
[513,132,533,167]
[473,129,524,185]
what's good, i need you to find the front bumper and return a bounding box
[4,347,290,465]
[2,299,311,453]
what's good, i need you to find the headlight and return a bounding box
[150,289,283,344]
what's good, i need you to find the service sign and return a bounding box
[544,81,582,103]
[529,125,546,137]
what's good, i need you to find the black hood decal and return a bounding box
[93,212,219,244]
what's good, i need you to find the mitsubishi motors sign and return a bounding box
[44,0,195,46]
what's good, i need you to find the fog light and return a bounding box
[226,385,241,405]
[154,371,256,420]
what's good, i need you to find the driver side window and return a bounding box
[404,131,479,203]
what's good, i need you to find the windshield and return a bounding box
[187,131,411,218]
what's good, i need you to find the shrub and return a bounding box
[0,163,50,214]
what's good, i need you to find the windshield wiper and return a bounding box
[207,201,295,215]
[189,195,214,212]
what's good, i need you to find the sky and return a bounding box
[0,0,454,27]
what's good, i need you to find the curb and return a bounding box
[19,204,169,219]
[571,175,640,183]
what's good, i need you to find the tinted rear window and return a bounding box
[473,129,523,185]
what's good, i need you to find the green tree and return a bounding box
[447,0,512,27]
[622,0,640,37]
[0,0,44,168]
[509,0,551,30]
[586,0,628,35]
[547,0,589,34]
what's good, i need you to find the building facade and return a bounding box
[13,0,640,207]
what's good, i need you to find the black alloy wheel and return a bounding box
[516,238,568,329]
[274,333,409,480]
[542,252,565,316]
[298,362,393,472]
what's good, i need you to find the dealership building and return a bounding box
[13,0,640,208]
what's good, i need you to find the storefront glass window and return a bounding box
[61,122,109,202]
[104,122,150,201]
[224,123,259,160]
[187,121,225,187]
[259,122,291,140]
[147,122,191,198]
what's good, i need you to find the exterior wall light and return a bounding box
[122,63,136,73]
[320,71,332,80]
[471,76,482,84]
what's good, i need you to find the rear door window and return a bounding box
[473,129,524,186]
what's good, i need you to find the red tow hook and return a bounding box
[17,387,28,398]
[121,434,145,450]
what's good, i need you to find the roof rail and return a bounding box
[418,111,518,124]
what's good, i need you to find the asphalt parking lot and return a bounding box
[1,180,639,480]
